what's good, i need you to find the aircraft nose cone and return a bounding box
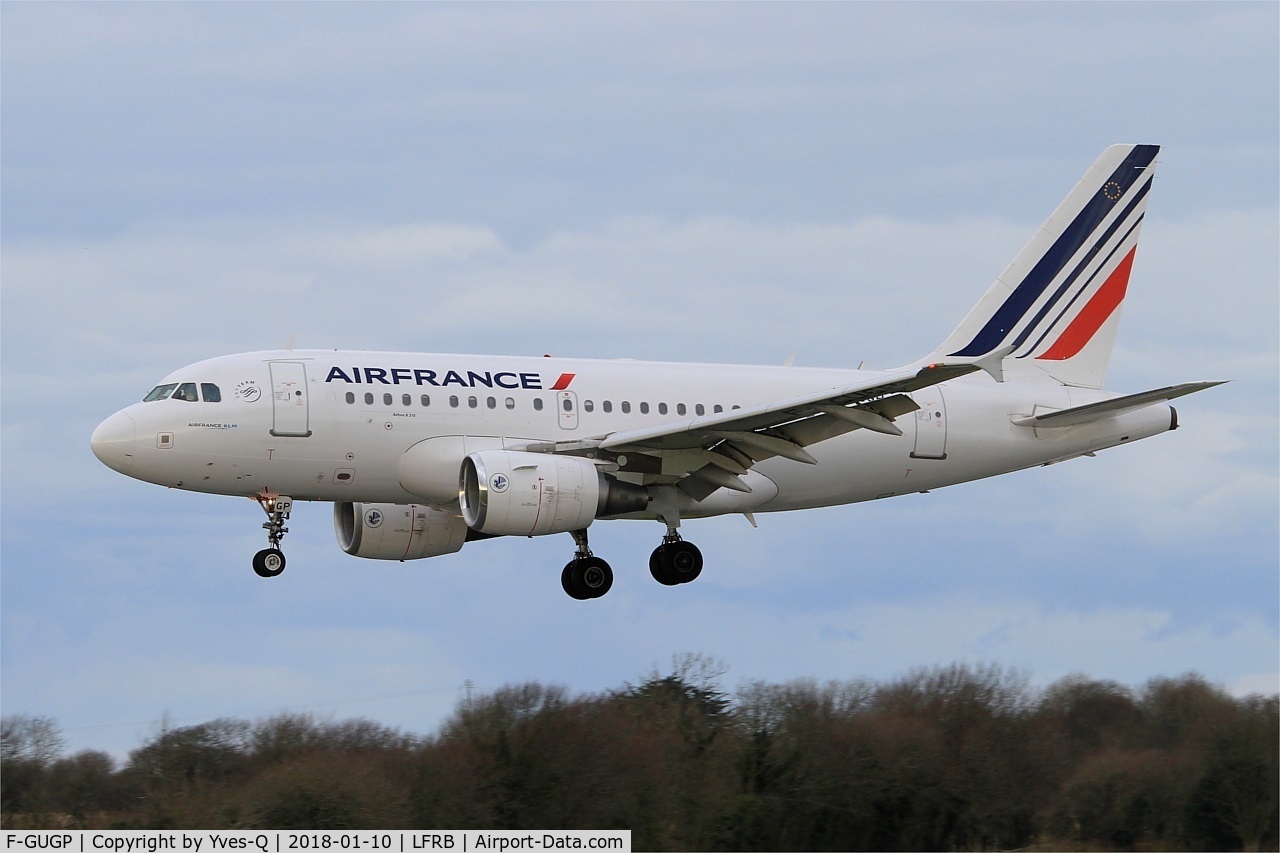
[91,410,136,475]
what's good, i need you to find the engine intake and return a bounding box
[334,502,469,561]
[460,450,649,537]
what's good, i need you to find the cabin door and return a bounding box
[269,361,312,437]
[910,386,947,460]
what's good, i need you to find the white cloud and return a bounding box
[1046,413,1279,544]
[10,203,1270,371]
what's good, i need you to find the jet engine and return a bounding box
[460,450,649,537]
[334,502,469,561]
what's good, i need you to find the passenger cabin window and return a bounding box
[144,384,178,402]
[345,392,356,404]
[533,398,544,411]
[201,384,222,403]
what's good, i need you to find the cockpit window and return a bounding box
[172,383,199,402]
[143,382,220,402]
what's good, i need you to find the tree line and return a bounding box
[3,659,1276,851]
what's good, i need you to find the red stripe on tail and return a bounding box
[1038,247,1137,362]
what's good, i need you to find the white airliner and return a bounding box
[92,144,1221,599]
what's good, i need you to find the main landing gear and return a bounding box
[252,493,292,578]
[647,488,703,587]
[559,524,705,599]
[649,534,704,586]
[562,529,614,600]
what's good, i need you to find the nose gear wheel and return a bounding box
[253,548,286,577]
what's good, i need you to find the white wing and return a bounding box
[517,362,983,499]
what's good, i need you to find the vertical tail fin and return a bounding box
[930,144,1160,388]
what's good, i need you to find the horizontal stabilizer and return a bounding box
[1012,382,1225,428]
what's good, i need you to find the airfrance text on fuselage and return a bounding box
[325,367,574,390]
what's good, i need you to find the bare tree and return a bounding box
[1,714,65,766]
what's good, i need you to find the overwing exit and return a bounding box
[91,144,1223,599]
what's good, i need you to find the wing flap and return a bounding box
[778,393,920,451]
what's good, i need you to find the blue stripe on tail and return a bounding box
[1009,180,1150,356]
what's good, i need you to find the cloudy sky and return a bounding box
[3,2,1276,759]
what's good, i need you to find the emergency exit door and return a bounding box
[557,391,579,430]
[269,361,312,437]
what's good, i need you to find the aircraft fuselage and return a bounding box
[93,349,1173,516]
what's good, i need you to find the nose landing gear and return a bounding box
[253,493,292,578]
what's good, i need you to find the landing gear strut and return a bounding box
[253,493,292,578]
[561,529,613,600]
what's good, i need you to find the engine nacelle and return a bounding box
[334,502,468,561]
[399,435,504,504]
[460,450,649,537]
